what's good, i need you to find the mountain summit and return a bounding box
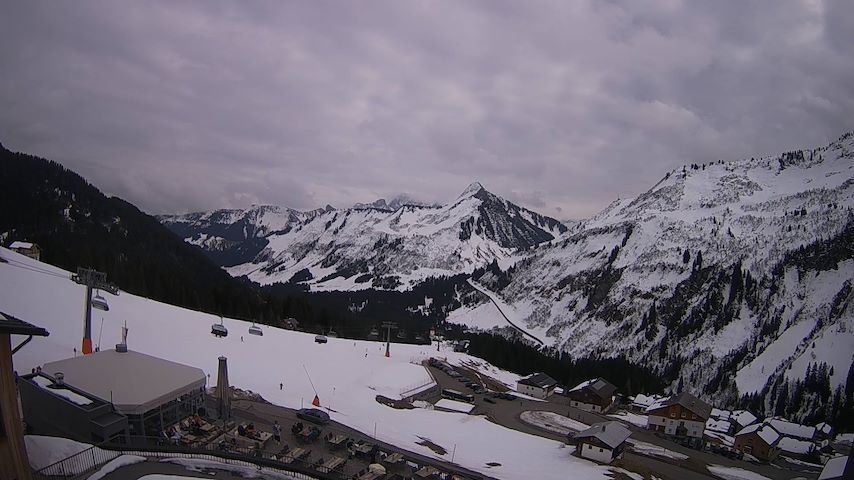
[160,183,567,289]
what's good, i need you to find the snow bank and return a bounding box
[626,439,688,461]
[608,411,648,428]
[434,399,475,413]
[25,435,98,471]
[87,455,146,480]
[520,411,589,436]
[161,458,299,479]
[707,465,772,480]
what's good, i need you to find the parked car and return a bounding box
[297,408,330,425]
[483,396,496,404]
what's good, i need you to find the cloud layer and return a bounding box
[1,1,852,218]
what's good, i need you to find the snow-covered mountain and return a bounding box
[458,132,854,417]
[159,182,567,290]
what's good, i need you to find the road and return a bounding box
[467,279,544,346]
[425,363,820,480]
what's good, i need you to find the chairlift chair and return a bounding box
[91,291,110,311]
[327,329,338,338]
[248,323,263,336]
[211,317,228,337]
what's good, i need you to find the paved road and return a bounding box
[426,363,819,480]
[467,280,544,346]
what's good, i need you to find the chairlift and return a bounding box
[211,317,228,337]
[91,291,110,311]
[315,334,328,344]
[369,327,380,337]
[248,322,263,336]
[327,329,338,338]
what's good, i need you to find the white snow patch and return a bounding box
[707,465,772,480]
[87,455,146,480]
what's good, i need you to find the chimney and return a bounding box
[216,356,231,421]
[115,321,129,352]
[55,372,65,386]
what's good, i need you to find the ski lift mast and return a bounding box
[72,267,119,355]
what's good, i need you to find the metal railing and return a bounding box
[33,435,333,480]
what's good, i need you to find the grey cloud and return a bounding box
[0,0,851,220]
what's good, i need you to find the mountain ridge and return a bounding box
[159,182,568,289]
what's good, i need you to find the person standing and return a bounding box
[273,420,282,444]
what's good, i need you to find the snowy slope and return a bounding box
[160,183,566,290]
[450,133,854,412]
[0,247,613,480]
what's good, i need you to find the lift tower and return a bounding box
[72,267,119,354]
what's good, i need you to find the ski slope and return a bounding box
[0,247,615,480]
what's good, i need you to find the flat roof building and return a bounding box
[24,349,206,439]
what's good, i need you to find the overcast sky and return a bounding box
[1,1,852,219]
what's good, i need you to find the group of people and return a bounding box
[237,422,260,439]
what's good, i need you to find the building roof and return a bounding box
[705,418,733,434]
[42,349,206,415]
[569,377,618,399]
[0,311,50,336]
[816,422,832,435]
[646,391,712,419]
[731,410,757,428]
[518,372,558,389]
[818,455,849,480]
[765,417,816,440]
[735,423,780,446]
[9,241,35,249]
[778,437,814,455]
[630,393,665,409]
[573,421,632,449]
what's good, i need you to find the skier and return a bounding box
[280,382,283,390]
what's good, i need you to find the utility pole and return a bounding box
[72,267,119,354]
[382,321,397,358]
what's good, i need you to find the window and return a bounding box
[670,412,676,418]
[599,448,603,453]
[588,444,592,449]
[681,412,686,418]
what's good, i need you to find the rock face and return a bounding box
[159,182,567,290]
[471,132,854,411]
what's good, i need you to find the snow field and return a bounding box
[2,248,616,480]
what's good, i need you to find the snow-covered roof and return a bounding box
[705,418,732,434]
[518,372,558,389]
[731,410,757,428]
[815,422,832,435]
[735,423,780,446]
[645,391,712,419]
[778,436,813,455]
[573,421,632,449]
[629,393,663,409]
[766,417,816,440]
[711,408,731,419]
[568,377,617,399]
[9,241,34,249]
[30,375,96,406]
[43,349,206,415]
[818,455,849,480]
